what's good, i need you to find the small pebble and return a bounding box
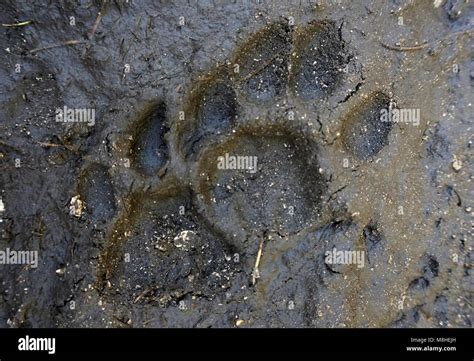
[452,157,462,171]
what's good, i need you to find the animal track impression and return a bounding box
[2,1,470,331]
[97,18,404,328]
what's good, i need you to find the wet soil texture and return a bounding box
[0,0,472,328]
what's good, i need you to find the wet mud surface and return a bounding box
[0,0,472,327]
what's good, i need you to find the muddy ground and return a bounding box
[0,0,472,328]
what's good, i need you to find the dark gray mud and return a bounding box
[0,0,472,328]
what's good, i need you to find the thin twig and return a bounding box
[381,42,428,51]
[35,140,76,153]
[143,317,159,326]
[133,287,154,304]
[83,0,107,56]
[36,141,63,148]
[28,40,86,54]
[238,47,288,83]
[380,29,474,52]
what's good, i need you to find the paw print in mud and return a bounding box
[85,19,411,327]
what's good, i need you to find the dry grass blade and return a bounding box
[89,0,108,40]
[380,29,473,52]
[2,20,32,27]
[28,39,86,54]
[252,238,265,285]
